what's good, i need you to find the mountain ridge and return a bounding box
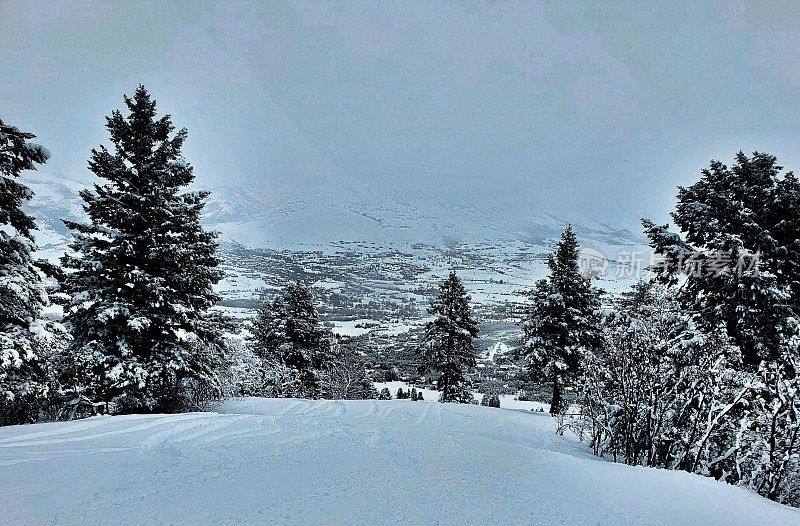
[21,171,644,253]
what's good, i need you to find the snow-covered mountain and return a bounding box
[203,173,643,248]
[21,172,643,252]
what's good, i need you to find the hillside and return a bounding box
[2,398,797,525]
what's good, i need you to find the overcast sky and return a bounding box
[3,0,800,227]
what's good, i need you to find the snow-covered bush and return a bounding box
[319,344,377,400]
[633,152,800,506]
[577,281,799,507]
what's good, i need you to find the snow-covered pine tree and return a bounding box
[0,118,64,425]
[479,380,502,408]
[522,225,601,415]
[419,271,479,403]
[642,151,799,368]
[250,280,331,398]
[59,86,225,413]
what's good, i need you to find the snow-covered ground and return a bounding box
[2,398,797,525]
[330,319,422,338]
[374,381,551,412]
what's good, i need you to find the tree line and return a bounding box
[1,87,797,506]
[519,154,800,507]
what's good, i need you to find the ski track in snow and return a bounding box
[1,398,798,525]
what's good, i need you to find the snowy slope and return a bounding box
[2,399,798,525]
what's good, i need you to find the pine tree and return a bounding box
[379,387,392,400]
[480,394,500,408]
[0,118,63,425]
[419,271,479,403]
[59,86,225,413]
[643,152,800,368]
[522,225,601,415]
[250,280,331,398]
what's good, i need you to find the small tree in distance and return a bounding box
[419,271,479,403]
[250,280,331,398]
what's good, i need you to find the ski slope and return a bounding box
[1,398,798,525]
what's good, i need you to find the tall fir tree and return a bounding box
[59,86,225,413]
[250,280,331,398]
[419,271,479,403]
[0,118,62,425]
[522,225,601,415]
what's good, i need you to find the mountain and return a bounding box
[22,172,643,253]
[203,173,643,248]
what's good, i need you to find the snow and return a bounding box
[2,398,797,525]
[329,319,418,337]
[375,381,551,411]
[329,319,374,337]
[485,340,512,361]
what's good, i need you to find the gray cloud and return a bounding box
[2,0,800,229]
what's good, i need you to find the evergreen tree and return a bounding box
[643,151,800,368]
[480,394,500,408]
[379,387,392,400]
[480,380,503,408]
[522,225,601,415]
[0,118,63,425]
[419,271,479,403]
[396,387,406,399]
[59,86,225,413]
[250,280,331,398]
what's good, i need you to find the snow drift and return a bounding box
[1,398,797,525]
